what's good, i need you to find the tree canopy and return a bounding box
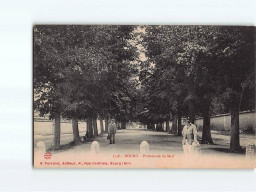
[34,25,255,151]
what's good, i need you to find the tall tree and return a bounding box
[138,25,255,150]
[34,25,70,149]
[212,26,255,151]
[34,25,138,147]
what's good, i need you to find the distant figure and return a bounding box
[182,117,199,157]
[140,141,149,154]
[108,119,117,144]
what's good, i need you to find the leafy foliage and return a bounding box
[34,25,139,122]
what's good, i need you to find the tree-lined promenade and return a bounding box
[34,25,255,152]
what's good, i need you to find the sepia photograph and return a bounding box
[33,25,256,168]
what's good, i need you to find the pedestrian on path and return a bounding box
[108,119,117,144]
[182,117,199,157]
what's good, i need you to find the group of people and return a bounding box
[107,117,200,156]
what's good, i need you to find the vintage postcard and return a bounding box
[33,25,256,168]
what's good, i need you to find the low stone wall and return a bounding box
[34,120,104,136]
[194,111,256,132]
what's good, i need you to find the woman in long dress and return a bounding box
[182,117,200,157]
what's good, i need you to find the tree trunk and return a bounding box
[171,113,178,133]
[117,121,120,129]
[166,119,170,132]
[162,122,165,131]
[147,123,154,129]
[105,118,109,133]
[188,88,196,123]
[156,122,163,131]
[86,118,89,137]
[72,116,81,144]
[188,102,195,124]
[115,120,119,129]
[121,122,126,129]
[53,112,61,150]
[100,116,104,133]
[86,117,94,138]
[160,122,163,131]
[152,123,156,130]
[177,112,182,136]
[93,118,98,136]
[156,122,160,131]
[202,102,213,144]
[230,105,241,152]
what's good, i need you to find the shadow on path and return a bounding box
[208,147,246,154]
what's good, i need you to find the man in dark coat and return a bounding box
[108,119,117,144]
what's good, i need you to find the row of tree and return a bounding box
[34,25,255,152]
[136,26,255,152]
[34,25,139,149]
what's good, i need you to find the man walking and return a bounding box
[108,119,117,144]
